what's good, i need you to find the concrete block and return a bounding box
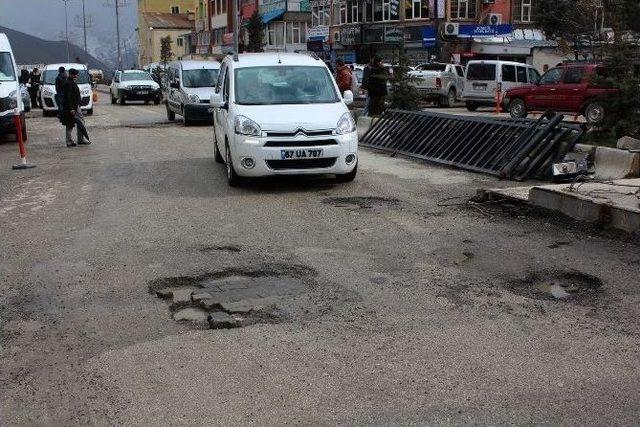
[617,136,640,151]
[594,146,640,179]
[173,308,209,322]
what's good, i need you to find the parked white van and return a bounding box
[463,60,540,111]
[40,63,94,116]
[164,60,220,125]
[0,33,25,138]
[211,53,358,186]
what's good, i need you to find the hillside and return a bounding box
[0,26,110,71]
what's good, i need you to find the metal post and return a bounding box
[63,0,70,62]
[115,0,123,69]
[233,0,239,60]
[82,0,88,55]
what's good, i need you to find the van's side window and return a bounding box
[455,66,465,77]
[528,68,540,83]
[466,63,496,81]
[501,65,516,82]
[516,66,527,83]
[223,69,230,102]
[215,64,226,94]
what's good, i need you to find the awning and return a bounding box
[261,9,285,24]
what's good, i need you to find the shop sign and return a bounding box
[340,25,362,45]
[308,25,330,41]
[422,26,437,48]
[458,24,513,38]
[384,26,403,43]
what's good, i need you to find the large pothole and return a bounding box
[507,270,603,304]
[148,265,314,329]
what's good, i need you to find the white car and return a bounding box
[163,60,220,125]
[211,53,358,186]
[40,63,94,116]
[0,33,25,138]
[110,69,161,105]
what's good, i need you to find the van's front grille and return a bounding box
[263,139,338,147]
[80,96,91,106]
[265,130,334,137]
[266,158,337,170]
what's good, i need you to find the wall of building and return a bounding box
[140,29,189,65]
[138,0,195,13]
[532,48,574,72]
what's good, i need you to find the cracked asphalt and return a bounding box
[1,100,639,425]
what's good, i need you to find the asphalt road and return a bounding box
[1,100,638,425]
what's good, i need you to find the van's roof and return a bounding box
[0,33,11,51]
[44,63,88,71]
[227,52,324,68]
[172,60,220,70]
[466,60,532,67]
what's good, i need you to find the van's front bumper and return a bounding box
[42,95,93,112]
[230,131,358,177]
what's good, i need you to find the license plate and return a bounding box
[280,149,323,160]
[137,91,149,95]
[472,84,487,91]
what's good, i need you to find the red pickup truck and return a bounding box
[503,64,618,124]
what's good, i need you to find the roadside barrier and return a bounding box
[359,109,586,181]
[11,114,36,170]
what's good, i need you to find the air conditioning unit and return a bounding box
[487,13,502,25]
[443,22,459,36]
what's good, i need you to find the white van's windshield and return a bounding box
[122,72,153,81]
[467,63,497,81]
[0,52,16,81]
[183,69,219,88]
[43,69,91,85]
[235,66,339,105]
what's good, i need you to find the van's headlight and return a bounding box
[81,89,91,96]
[235,115,261,136]
[43,87,54,97]
[189,94,200,103]
[8,90,18,109]
[336,112,355,135]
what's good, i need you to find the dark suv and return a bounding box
[503,64,618,124]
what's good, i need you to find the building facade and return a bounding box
[138,0,195,66]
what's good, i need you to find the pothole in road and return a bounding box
[323,196,400,209]
[507,270,603,303]
[148,265,315,329]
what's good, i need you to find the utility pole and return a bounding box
[232,0,239,61]
[63,0,71,62]
[81,0,88,54]
[75,4,95,60]
[115,0,123,70]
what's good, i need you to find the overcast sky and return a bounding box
[0,0,138,66]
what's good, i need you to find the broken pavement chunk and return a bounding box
[208,311,239,329]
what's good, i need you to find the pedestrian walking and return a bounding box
[29,67,41,108]
[335,60,353,95]
[61,68,90,147]
[55,66,67,120]
[367,56,389,116]
[361,56,377,116]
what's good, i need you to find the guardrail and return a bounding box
[359,109,586,181]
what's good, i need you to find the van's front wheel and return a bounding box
[225,143,242,187]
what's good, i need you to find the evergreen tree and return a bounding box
[388,42,421,111]
[246,11,264,53]
[160,36,174,67]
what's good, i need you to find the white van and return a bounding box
[0,33,25,138]
[463,60,540,111]
[40,63,94,116]
[211,53,358,186]
[164,60,220,126]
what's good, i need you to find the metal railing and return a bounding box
[359,110,586,181]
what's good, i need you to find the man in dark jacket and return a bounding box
[29,67,42,108]
[62,68,88,147]
[55,66,67,120]
[366,56,389,116]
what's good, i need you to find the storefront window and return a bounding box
[450,0,477,20]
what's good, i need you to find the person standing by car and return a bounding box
[29,67,41,108]
[55,66,67,119]
[335,59,352,95]
[367,56,389,116]
[62,68,88,147]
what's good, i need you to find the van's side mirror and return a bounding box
[342,90,354,105]
[210,93,226,109]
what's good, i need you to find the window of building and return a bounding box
[177,37,184,47]
[339,2,347,23]
[312,5,331,26]
[286,22,307,44]
[450,0,477,20]
[198,1,204,18]
[406,0,428,20]
[335,0,361,24]
[513,0,533,22]
[212,0,226,16]
[267,22,285,46]
[171,5,180,14]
